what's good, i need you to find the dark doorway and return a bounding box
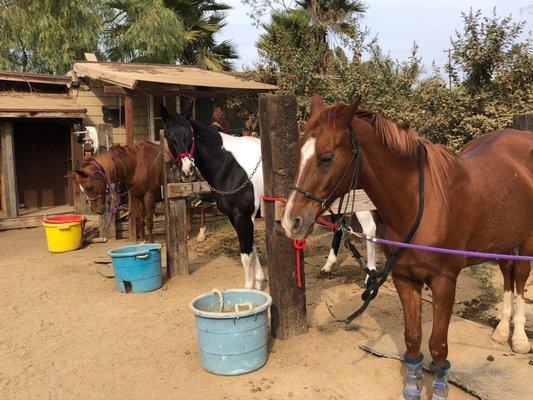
[14,120,72,208]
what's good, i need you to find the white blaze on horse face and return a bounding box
[181,156,193,176]
[282,137,316,235]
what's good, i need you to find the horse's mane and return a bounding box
[81,140,158,181]
[309,105,456,205]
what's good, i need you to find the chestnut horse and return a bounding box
[72,140,162,242]
[282,94,532,400]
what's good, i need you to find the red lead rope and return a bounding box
[262,195,338,288]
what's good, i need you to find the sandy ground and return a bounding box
[1,218,524,400]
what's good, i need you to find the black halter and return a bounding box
[289,123,427,324]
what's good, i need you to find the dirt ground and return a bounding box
[1,218,529,400]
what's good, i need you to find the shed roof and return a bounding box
[0,70,72,86]
[0,92,86,119]
[72,61,278,90]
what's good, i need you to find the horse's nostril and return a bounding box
[292,217,303,232]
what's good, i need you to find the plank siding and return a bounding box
[71,78,150,145]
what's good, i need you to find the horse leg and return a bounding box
[491,259,515,344]
[320,228,342,275]
[136,197,146,243]
[428,274,457,400]
[356,211,376,271]
[232,212,255,289]
[511,240,532,353]
[251,244,264,290]
[196,206,207,243]
[393,272,423,400]
[143,192,155,243]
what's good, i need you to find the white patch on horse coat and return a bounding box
[219,132,263,217]
[356,211,376,271]
[251,245,264,290]
[282,137,316,234]
[240,253,254,289]
[321,248,337,273]
[181,156,193,176]
[492,290,513,343]
[511,294,530,353]
[79,184,89,200]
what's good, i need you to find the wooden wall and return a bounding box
[71,79,150,144]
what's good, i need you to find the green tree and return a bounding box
[104,0,186,63]
[104,0,237,70]
[164,0,238,71]
[0,0,103,74]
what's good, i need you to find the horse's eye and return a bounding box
[86,185,93,191]
[320,153,334,166]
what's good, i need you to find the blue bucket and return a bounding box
[108,244,163,293]
[189,289,272,375]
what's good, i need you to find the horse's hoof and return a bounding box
[196,234,206,243]
[317,269,331,279]
[491,329,510,345]
[511,337,531,354]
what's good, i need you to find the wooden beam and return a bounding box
[259,94,307,340]
[104,84,233,98]
[513,112,533,131]
[162,140,189,277]
[0,112,86,119]
[103,85,127,95]
[124,93,134,145]
[167,181,210,198]
[0,121,18,217]
[0,215,43,230]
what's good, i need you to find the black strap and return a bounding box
[328,144,427,324]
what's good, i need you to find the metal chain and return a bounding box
[193,156,262,196]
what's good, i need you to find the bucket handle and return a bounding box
[56,224,73,230]
[212,289,224,313]
[234,302,253,313]
[135,253,149,259]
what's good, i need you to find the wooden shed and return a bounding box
[70,61,277,145]
[0,71,86,222]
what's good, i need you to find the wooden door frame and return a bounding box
[0,120,18,217]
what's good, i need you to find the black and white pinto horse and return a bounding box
[162,106,264,290]
[161,105,376,289]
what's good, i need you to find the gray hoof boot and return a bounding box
[429,361,451,400]
[402,353,423,400]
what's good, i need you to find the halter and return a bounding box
[167,127,196,164]
[80,161,123,221]
[289,125,360,215]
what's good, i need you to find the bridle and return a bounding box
[288,122,427,324]
[289,125,360,215]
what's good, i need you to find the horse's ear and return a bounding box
[310,93,325,116]
[340,96,361,126]
[160,104,169,122]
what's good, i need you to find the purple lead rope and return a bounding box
[351,231,533,262]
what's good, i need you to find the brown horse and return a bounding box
[72,140,162,242]
[282,94,532,399]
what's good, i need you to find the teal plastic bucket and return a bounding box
[189,289,272,375]
[108,244,163,293]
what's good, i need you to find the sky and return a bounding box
[218,0,533,73]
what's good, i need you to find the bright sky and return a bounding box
[218,0,533,73]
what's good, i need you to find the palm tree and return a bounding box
[104,0,237,71]
[164,0,238,71]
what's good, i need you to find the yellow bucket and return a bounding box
[43,215,85,253]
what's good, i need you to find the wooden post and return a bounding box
[259,94,307,340]
[95,124,116,239]
[513,112,533,131]
[124,92,137,240]
[161,139,189,277]
[0,121,18,217]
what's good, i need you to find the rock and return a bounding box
[487,355,494,361]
